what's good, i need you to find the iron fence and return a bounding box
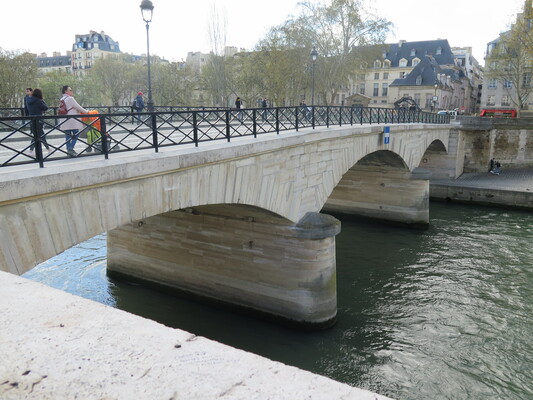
[0,105,450,168]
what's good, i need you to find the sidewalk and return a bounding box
[430,168,533,208]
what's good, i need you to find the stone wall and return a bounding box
[457,118,533,172]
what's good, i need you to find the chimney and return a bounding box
[399,40,406,48]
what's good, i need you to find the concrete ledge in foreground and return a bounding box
[0,271,393,400]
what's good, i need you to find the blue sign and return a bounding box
[384,126,390,144]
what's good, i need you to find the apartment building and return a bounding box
[343,39,479,114]
[71,31,121,76]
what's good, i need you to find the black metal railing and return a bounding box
[0,105,450,168]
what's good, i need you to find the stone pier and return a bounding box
[323,165,431,227]
[107,205,340,329]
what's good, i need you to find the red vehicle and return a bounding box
[479,109,517,118]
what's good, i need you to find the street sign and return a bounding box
[384,126,390,144]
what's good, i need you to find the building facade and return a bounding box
[71,31,121,76]
[341,40,480,114]
[37,52,72,74]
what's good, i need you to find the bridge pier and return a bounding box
[323,166,430,227]
[107,207,340,329]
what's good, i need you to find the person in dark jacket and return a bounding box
[26,88,50,156]
[133,92,145,122]
[23,88,32,116]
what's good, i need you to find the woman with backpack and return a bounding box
[60,85,88,157]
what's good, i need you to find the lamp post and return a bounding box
[140,0,154,112]
[310,47,318,106]
[432,82,438,112]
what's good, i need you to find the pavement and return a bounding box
[432,168,533,193]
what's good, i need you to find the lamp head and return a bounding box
[310,47,318,62]
[140,0,154,23]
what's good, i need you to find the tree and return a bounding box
[87,55,136,106]
[485,12,533,116]
[0,49,37,108]
[254,0,391,105]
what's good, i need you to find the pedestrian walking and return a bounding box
[132,92,145,122]
[26,88,51,156]
[59,85,88,157]
[23,88,32,116]
[235,96,243,120]
[261,98,268,122]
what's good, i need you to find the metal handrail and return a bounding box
[0,105,450,168]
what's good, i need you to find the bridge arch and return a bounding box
[0,124,456,327]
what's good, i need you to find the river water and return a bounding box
[23,202,533,400]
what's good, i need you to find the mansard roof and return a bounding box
[38,55,71,68]
[390,55,465,87]
[382,39,455,67]
[72,30,121,52]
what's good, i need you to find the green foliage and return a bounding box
[0,48,38,108]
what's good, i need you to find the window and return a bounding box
[487,95,495,106]
[412,58,420,66]
[374,72,379,80]
[384,72,389,79]
[522,72,531,88]
[374,60,381,68]
[373,83,379,96]
[414,93,421,106]
[501,95,511,106]
[436,47,442,55]
[382,83,388,96]
[504,80,512,88]
[400,71,406,78]
[425,94,432,108]
[410,49,416,56]
[399,58,407,67]
[416,75,422,85]
[488,79,497,89]
[384,60,391,68]
[359,87,365,95]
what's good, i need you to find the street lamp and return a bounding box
[432,82,438,112]
[140,0,154,112]
[310,47,318,106]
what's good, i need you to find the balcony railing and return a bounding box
[0,105,450,168]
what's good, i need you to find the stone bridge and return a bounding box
[0,123,458,328]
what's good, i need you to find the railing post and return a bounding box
[151,112,159,152]
[295,107,299,132]
[276,108,280,134]
[225,110,231,142]
[193,111,199,147]
[339,107,342,127]
[101,117,109,159]
[312,106,316,129]
[253,109,257,138]
[360,107,363,125]
[326,106,330,128]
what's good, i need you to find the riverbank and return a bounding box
[430,168,533,209]
[0,270,393,400]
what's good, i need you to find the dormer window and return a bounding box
[399,58,407,67]
[412,57,420,67]
[436,47,442,55]
[410,49,416,56]
[416,75,422,85]
[374,60,381,68]
[383,59,391,68]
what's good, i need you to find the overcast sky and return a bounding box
[1,0,526,65]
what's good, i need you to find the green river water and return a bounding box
[24,202,533,400]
